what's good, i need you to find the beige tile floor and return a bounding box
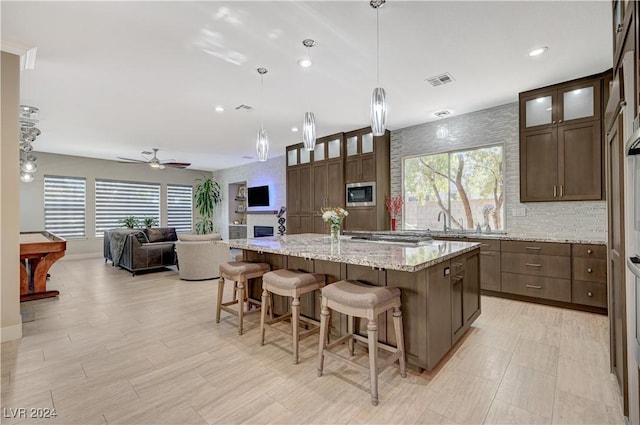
[1,258,625,425]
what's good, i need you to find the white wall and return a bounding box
[391,102,607,241]
[19,152,212,256]
[1,52,23,342]
[213,155,286,239]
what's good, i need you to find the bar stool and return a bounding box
[317,280,406,406]
[216,261,270,335]
[260,269,326,364]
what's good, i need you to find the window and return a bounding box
[95,179,160,237]
[403,144,504,231]
[44,175,86,238]
[167,184,193,233]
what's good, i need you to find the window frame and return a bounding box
[43,175,87,239]
[94,178,161,237]
[401,141,506,231]
[166,184,193,233]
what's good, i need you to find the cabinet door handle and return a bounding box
[587,268,593,273]
[553,185,557,197]
[560,185,564,198]
[525,246,541,250]
[480,243,490,247]
[525,263,542,268]
[587,249,593,254]
[480,252,493,256]
[587,291,593,297]
[617,23,624,33]
[454,262,463,267]
[552,121,557,125]
[526,284,543,289]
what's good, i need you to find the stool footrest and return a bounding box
[325,334,352,350]
[220,305,262,317]
[322,350,369,373]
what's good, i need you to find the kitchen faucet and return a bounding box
[437,211,447,232]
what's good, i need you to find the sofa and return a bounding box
[104,227,178,276]
[174,233,231,281]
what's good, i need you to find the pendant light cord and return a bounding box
[376,7,380,86]
[260,74,264,130]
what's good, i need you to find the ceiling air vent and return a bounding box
[433,110,451,118]
[241,156,253,159]
[235,104,253,111]
[426,72,455,87]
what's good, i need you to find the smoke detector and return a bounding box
[426,73,455,87]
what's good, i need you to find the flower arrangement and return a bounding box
[321,207,349,241]
[385,195,403,218]
[385,195,403,231]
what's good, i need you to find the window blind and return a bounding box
[95,179,160,237]
[167,184,193,233]
[44,175,86,238]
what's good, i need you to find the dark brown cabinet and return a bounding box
[519,74,605,202]
[286,134,344,235]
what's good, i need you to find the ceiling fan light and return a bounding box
[302,112,316,150]
[257,128,269,162]
[370,87,387,136]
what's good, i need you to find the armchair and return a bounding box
[175,233,231,281]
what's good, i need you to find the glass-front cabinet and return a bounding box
[519,78,601,132]
[346,130,374,157]
[312,133,343,163]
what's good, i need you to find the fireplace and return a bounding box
[254,226,274,238]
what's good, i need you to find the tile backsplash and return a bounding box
[390,102,607,242]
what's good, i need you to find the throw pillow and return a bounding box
[134,231,149,244]
[146,228,166,243]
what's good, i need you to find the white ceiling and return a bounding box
[2,1,612,172]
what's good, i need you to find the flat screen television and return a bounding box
[247,185,270,207]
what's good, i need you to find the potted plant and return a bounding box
[121,215,139,228]
[143,217,158,228]
[194,176,222,234]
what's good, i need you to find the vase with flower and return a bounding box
[385,195,403,231]
[321,207,349,242]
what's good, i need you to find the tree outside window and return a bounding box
[403,144,504,231]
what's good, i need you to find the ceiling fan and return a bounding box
[117,148,191,169]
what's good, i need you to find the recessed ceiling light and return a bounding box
[291,126,299,132]
[215,106,224,112]
[529,46,548,57]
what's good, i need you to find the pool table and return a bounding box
[20,231,67,301]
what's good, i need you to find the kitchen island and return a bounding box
[224,233,481,371]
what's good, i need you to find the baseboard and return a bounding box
[1,323,22,342]
[61,252,103,261]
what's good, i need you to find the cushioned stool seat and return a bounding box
[216,261,270,335]
[317,280,406,406]
[260,269,326,364]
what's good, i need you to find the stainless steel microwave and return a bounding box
[346,182,376,207]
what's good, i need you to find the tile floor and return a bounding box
[0,257,626,424]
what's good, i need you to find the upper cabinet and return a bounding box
[612,0,635,70]
[344,128,378,183]
[519,79,601,132]
[519,73,607,202]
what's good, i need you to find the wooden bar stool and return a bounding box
[216,261,270,335]
[317,280,406,406]
[260,269,326,364]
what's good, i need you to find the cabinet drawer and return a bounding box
[501,252,571,279]
[572,257,606,283]
[466,238,500,252]
[451,259,465,274]
[572,244,606,259]
[572,280,607,308]
[501,272,571,302]
[501,240,570,256]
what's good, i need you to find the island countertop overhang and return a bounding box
[221,233,480,272]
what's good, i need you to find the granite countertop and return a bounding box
[346,230,607,245]
[220,233,480,272]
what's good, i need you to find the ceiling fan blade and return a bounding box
[164,162,191,169]
[117,157,148,163]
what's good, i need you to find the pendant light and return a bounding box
[300,39,317,150]
[370,0,387,137]
[256,68,269,162]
